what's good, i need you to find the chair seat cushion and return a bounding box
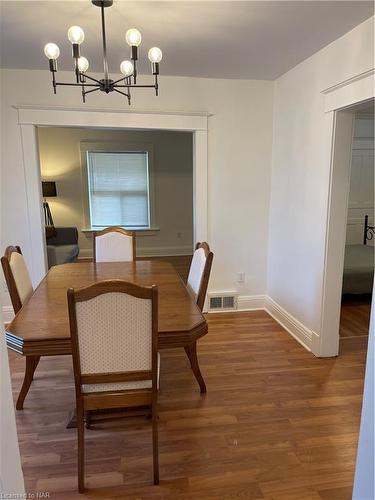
[82,379,151,393]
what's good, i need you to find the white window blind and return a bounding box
[87,151,150,228]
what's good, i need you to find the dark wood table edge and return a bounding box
[6,319,208,412]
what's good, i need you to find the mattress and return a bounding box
[342,244,374,295]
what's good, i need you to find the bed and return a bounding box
[342,215,374,295]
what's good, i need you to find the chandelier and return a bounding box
[43,0,162,104]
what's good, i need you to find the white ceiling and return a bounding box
[0,1,373,80]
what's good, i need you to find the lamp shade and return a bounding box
[42,181,57,197]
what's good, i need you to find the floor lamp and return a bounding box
[42,181,57,227]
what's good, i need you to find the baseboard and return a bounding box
[78,245,193,259]
[78,248,93,259]
[237,295,266,311]
[206,294,313,354]
[310,330,320,355]
[264,296,312,351]
[2,306,14,324]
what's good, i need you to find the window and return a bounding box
[87,151,150,228]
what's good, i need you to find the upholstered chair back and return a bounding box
[94,227,135,262]
[69,281,157,394]
[187,248,207,298]
[67,280,159,491]
[1,246,33,314]
[187,242,214,311]
[10,252,33,305]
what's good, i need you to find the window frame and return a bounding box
[80,140,156,231]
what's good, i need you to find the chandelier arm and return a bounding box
[112,76,129,86]
[127,77,131,103]
[82,85,101,102]
[114,84,157,89]
[113,88,131,105]
[80,73,102,85]
[75,61,80,84]
[52,71,57,95]
[83,87,101,96]
[132,61,137,85]
[100,2,109,81]
[55,82,100,88]
[113,88,130,98]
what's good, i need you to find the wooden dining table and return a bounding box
[6,260,208,412]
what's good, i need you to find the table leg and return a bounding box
[184,342,206,393]
[16,355,41,410]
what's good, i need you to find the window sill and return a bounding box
[81,226,160,235]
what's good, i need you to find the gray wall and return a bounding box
[37,127,193,257]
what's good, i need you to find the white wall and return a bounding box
[0,69,274,311]
[0,320,25,495]
[267,17,374,346]
[0,121,24,493]
[353,283,375,500]
[37,127,194,258]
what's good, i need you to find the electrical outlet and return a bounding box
[237,272,245,283]
[177,232,181,239]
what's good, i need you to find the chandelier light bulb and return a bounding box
[120,60,134,77]
[77,56,89,73]
[126,28,142,47]
[44,43,60,60]
[68,26,85,45]
[148,47,163,63]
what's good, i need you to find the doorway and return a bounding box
[340,107,374,341]
[320,97,374,357]
[16,107,208,287]
[37,126,194,270]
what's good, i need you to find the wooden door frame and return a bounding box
[15,106,208,285]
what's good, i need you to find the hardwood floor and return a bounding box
[8,308,367,499]
[339,295,371,338]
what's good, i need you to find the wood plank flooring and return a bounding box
[8,307,367,499]
[339,295,371,338]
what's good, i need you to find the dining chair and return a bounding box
[187,242,214,311]
[1,245,40,410]
[67,279,159,492]
[1,245,33,314]
[184,242,213,394]
[93,227,136,262]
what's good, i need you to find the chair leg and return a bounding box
[16,355,40,410]
[77,407,85,493]
[85,411,92,429]
[152,403,159,485]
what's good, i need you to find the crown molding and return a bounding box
[321,68,375,95]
